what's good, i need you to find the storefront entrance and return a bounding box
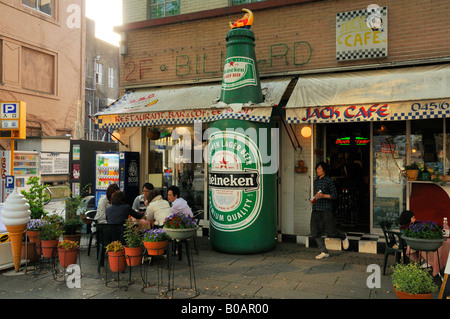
[318,122,371,233]
[316,121,409,234]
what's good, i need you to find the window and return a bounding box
[108,67,115,88]
[95,62,103,85]
[150,0,180,19]
[22,0,53,16]
[231,0,265,5]
[21,47,55,94]
[411,119,444,174]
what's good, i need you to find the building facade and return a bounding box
[85,18,120,141]
[96,0,450,252]
[0,0,85,141]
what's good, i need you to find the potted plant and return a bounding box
[20,176,50,219]
[25,219,46,257]
[106,240,126,273]
[38,220,63,258]
[62,218,84,244]
[402,220,446,251]
[57,240,79,268]
[405,162,420,181]
[143,228,171,255]
[391,262,438,299]
[163,213,198,240]
[147,127,170,140]
[123,220,144,267]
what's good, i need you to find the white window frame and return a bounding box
[22,0,53,16]
[108,67,115,88]
[95,62,103,85]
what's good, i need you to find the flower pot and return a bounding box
[108,250,127,273]
[63,233,82,245]
[394,287,433,299]
[26,230,41,255]
[406,169,419,181]
[144,240,168,256]
[58,247,78,268]
[163,226,198,240]
[402,236,445,251]
[26,230,39,242]
[147,132,160,140]
[124,246,143,267]
[21,242,39,262]
[40,239,59,258]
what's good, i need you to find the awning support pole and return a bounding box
[275,105,301,151]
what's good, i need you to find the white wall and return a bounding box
[280,124,312,236]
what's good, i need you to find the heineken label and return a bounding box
[221,56,258,91]
[208,131,263,232]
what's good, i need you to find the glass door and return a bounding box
[372,121,406,231]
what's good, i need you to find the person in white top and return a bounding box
[93,183,119,232]
[145,189,172,227]
[167,185,193,217]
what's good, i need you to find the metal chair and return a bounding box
[84,210,97,256]
[95,223,123,274]
[380,220,408,275]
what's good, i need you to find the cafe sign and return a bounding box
[336,6,388,61]
[286,99,450,124]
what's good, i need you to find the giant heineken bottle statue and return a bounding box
[208,9,277,254]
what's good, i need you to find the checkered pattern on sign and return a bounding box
[287,108,450,124]
[336,7,387,23]
[337,48,387,61]
[98,111,270,130]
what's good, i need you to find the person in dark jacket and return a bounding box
[310,162,349,260]
[106,191,144,243]
[106,191,144,224]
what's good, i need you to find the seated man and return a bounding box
[132,182,154,214]
[167,185,193,217]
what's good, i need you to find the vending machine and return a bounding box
[0,151,40,202]
[95,151,139,206]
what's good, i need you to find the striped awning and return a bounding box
[94,77,292,129]
[286,64,450,123]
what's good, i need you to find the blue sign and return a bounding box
[1,103,19,119]
[5,175,14,189]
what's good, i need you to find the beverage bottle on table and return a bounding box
[443,217,449,237]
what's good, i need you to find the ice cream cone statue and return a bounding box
[0,188,30,271]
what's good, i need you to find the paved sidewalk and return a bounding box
[0,236,441,300]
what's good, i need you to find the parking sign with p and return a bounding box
[5,175,14,189]
[0,101,26,139]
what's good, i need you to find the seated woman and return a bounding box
[398,210,424,265]
[399,210,416,231]
[145,189,172,228]
[106,191,144,242]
